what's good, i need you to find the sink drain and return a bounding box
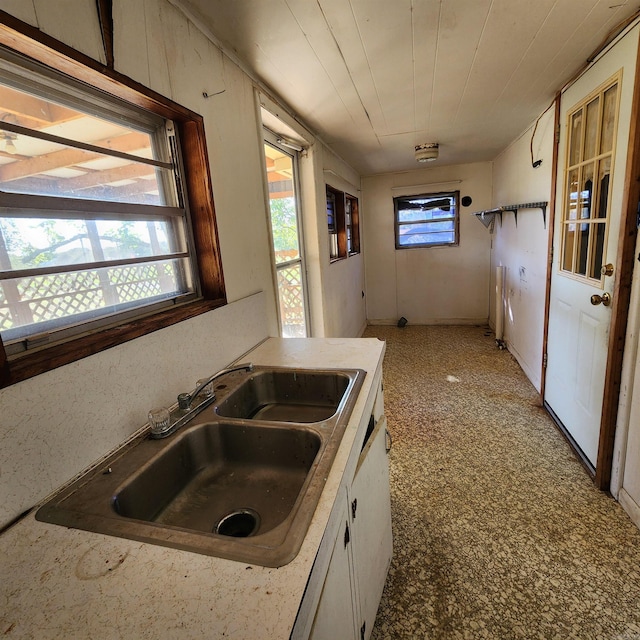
[215,508,261,537]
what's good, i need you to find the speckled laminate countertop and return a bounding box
[0,337,385,639]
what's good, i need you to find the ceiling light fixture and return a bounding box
[415,143,439,163]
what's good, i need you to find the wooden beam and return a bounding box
[0,85,79,126]
[65,163,155,191]
[0,131,149,182]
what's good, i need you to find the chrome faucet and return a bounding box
[149,362,254,439]
[177,363,254,410]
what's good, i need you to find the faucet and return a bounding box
[177,363,254,410]
[149,362,254,439]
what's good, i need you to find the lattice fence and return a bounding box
[277,264,305,337]
[0,263,178,333]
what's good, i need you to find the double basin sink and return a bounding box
[36,366,365,567]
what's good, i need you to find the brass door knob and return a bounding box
[590,292,612,306]
[601,263,614,277]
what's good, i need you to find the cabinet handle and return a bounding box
[343,522,350,547]
[360,621,366,640]
[385,428,392,453]
[351,498,358,520]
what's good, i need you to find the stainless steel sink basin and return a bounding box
[36,366,365,567]
[215,369,352,422]
[114,422,321,536]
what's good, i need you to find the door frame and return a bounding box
[541,33,640,491]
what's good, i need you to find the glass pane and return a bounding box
[579,163,594,220]
[0,216,183,270]
[398,223,455,246]
[264,145,300,264]
[400,231,454,246]
[565,168,579,221]
[591,222,606,279]
[397,196,454,223]
[576,222,590,276]
[569,109,583,166]
[562,223,576,272]
[596,157,611,219]
[0,258,188,339]
[601,84,618,154]
[0,83,168,205]
[583,97,600,160]
[276,262,306,338]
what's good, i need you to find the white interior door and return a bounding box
[545,30,638,468]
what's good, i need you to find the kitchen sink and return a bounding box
[215,369,352,422]
[114,422,321,536]
[36,366,365,567]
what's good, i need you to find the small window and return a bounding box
[326,184,346,260]
[345,193,360,255]
[394,192,460,249]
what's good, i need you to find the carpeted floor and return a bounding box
[364,324,640,640]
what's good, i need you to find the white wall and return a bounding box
[362,163,493,325]
[322,149,367,338]
[0,0,366,528]
[490,110,555,391]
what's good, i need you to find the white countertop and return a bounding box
[0,337,385,639]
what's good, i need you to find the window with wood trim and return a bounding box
[326,184,346,261]
[345,193,360,255]
[0,16,225,388]
[394,191,460,249]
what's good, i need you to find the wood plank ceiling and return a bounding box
[176,0,639,175]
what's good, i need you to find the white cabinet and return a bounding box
[307,498,359,640]
[349,415,393,640]
[306,385,392,640]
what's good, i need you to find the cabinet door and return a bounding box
[350,416,393,640]
[309,500,359,640]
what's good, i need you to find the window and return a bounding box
[560,74,619,280]
[0,19,224,387]
[345,193,360,255]
[263,132,309,337]
[394,192,460,249]
[326,184,346,260]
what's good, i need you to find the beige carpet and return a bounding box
[364,325,640,640]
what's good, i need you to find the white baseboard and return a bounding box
[619,487,640,531]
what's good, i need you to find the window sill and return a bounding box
[1,298,226,388]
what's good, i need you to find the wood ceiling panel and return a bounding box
[315,0,386,136]
[348,0,415,135]
[179,0,640,173]
[428,0,493,132]
[411,1,443,138]
[453,0,557,126]
[284,0,376,138]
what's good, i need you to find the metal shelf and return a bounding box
[473,201,549,231]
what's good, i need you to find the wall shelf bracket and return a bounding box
[473,201,548,231]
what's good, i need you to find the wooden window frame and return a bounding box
[326,184,347,261]
[394,191,460,249]
[345,193,360,255]
[0,11,225,388]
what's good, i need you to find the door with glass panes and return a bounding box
[545,67,626,470]
[263,132,309,337]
